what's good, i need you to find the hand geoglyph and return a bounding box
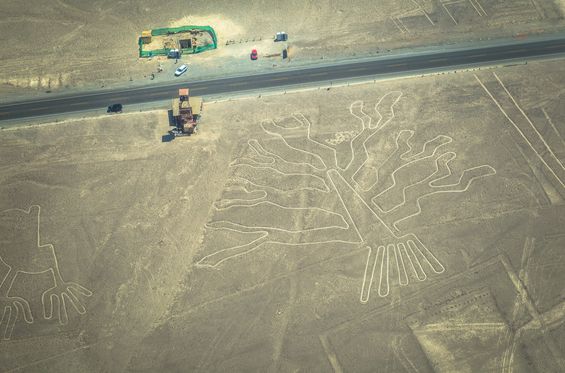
[0,206,92,340]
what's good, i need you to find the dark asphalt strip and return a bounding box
[1,37,565,121]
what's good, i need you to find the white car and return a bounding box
[174,64,188,77]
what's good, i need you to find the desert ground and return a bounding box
[0,57,564,371]
[1,0,565,100]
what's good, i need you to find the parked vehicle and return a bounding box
[107,103,123,113]
[250,49,258,60]
[274,32,288,42]
[174,64,188,76]
[168,49,181,59]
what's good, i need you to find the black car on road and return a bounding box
[107,103,123,113]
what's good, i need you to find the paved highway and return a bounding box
[1,37,565,121]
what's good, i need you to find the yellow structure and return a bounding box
[140,30,152,44]
[190,97,203,115]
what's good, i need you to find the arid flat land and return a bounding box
[0,58,564,371]
[1,0,565,99]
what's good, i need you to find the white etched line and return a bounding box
[379,244,394,297]
[467,0,483,16]
[541,108,565,147]
[410,237,445,274]
[410,0,435,25]
[494,72,565,171]
[475,74,565,189]
[360,246,379,303]
[400,244,418,281]
[319,334,344,373]
[407,240,427,281]
[348,92,403,186]
[390,17,407,34]
[391,164,497,230]
[442,3,458,25]
[473,0,487,15]
[377,245,387,297]
[395,243,409,285]
[369,135,454,208]
[416,322,508,332]
[261,119,329,170]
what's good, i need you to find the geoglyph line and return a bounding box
[390,16,408,34]
[410,0,435,25]
[230,140,275,167]
[493,72,565,171]
[209,200,350,234]
[391,165,496,230]
[327,169,445,302]
[327,168,443,254]
[197,224,361,268]
[379,245,391,297]
[242,138,323,173]
[232,163,331,193]
[373,151,458,212]
[415,322,507,332]
[232,174,328,194]
[207,214,349,234]
[261,119,330,170]
[360,246,379,303]
[395,243,409,286]
[472,0,487,16]
[475,74,565,190]
[463,0,486,16]
[359,238,448,301]
[541,108,565,148]
[292,113,342,170]
[363,132,453,197]
[391,1,435,34]
[441,2,459,25]
[347,92,403,183]
[319,334,344,373]
[214,185,268,209]
[370,136,454,203]
[367,143,495,228]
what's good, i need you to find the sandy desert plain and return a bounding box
[2,0,565,372]
[0,56,565,371]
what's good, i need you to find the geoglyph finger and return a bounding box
[42,292,55,320]
[69,282,93,297]
[349,101,371,129]
[66,287,86,314]
[14,300,33,324]
[1,306,11,340]
[59,294,69,325]
[5,303,17,340]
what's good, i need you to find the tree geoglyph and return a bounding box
[198,91,496,303]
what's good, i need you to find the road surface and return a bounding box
[1,37,565,121]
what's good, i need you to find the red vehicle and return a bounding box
[250,49,258,60]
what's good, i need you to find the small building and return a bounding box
[179,39,192,49]
[274,32,288,42]
[167,48,181,59]
[140,30,152,44]
[171,88,203,136]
